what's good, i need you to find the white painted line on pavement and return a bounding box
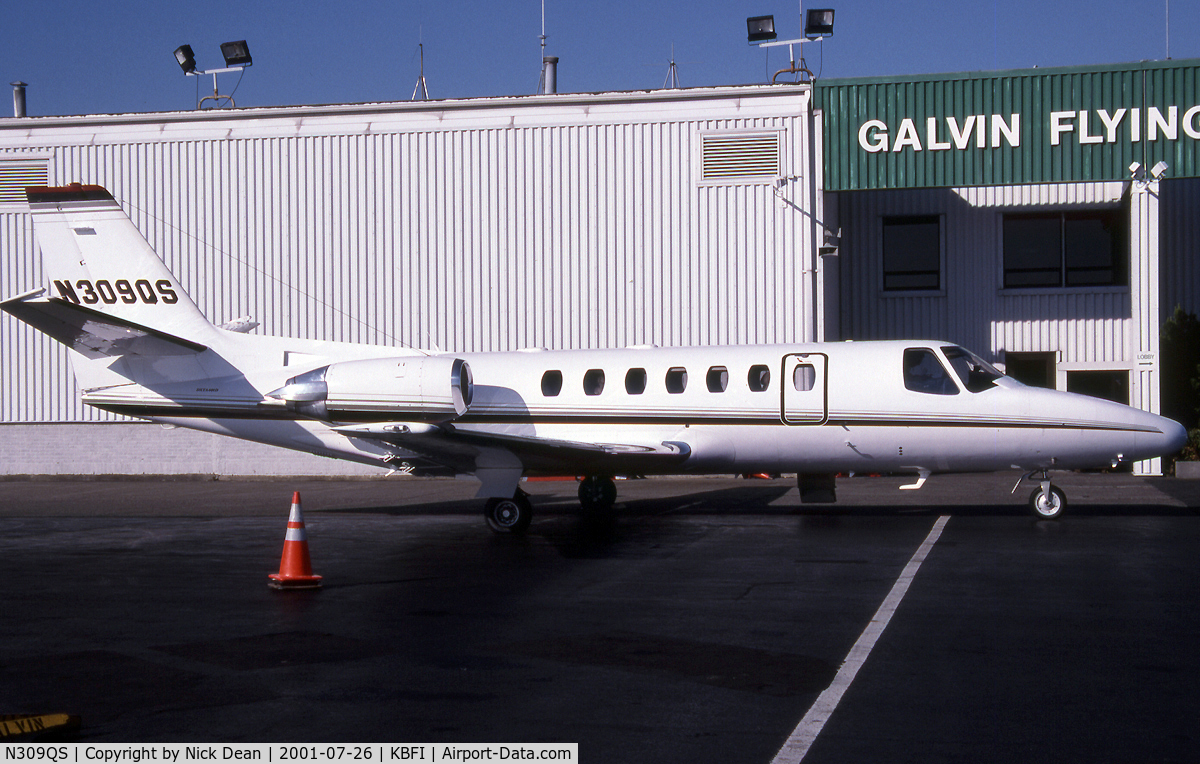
[772,514,950,764]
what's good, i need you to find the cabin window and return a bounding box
[706,366,729,393]
[583,369,605,396]
[1003,210,1126,288]
[793,364,816,391]
[903,349,959,395]
[942,346,1003,393]
[626,368,647,394]
[666,367,688,394]
[883,215,941,291]
[541,370,563,397]
[748,364,771,391]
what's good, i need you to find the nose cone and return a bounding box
[1029,386,1189,466]
[1140,413,1188,459]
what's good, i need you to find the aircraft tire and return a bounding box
[485,492,532,534]
[578,475,618,513]
[1028,485,1067,520]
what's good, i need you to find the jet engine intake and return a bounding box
[270,356,472,422]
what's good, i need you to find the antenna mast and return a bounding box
[1166,0,1171,59]
[663,43,680,88]
[537,0,549,94]
[411,41,430,101]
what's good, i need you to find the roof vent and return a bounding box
[11,81,27,118]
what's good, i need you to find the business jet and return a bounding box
[2,185,1186,528]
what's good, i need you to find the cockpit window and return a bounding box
[942,346,1003,393]
[903,348,959,395]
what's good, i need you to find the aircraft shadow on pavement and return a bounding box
[318,481,1195,520]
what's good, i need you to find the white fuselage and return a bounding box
[441,342,1178,475]
[99,334,1183,481]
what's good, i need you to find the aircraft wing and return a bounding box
[332,421,691,475]
[1,291,207,358]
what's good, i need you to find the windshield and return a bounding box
[941,346,1004,393]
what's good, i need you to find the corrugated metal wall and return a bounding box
[0,88,819,424]
[836,182,1131,364]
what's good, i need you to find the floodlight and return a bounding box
[174,45,197,74]
[1151,160,1169,179]
[172,41,253,109]
[819,227,841,255]
[747,15,777,43]
[804,9,835,38]
[220,40,253,68]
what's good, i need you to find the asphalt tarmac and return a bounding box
[1,472,1197,763]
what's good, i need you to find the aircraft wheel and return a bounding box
[1028,485,1067,520]
[578,475,618,513]
[485,492,532,534]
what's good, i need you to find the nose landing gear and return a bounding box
[1021,471,1067,519]
[484,490,533,533]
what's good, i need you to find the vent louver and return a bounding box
[701,133,780,180]
[0,163,49,205]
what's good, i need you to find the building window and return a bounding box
[1003,210,1125,289]
[1066,370,1129,405]
[1004,352,1056,389]
[882,216,941,291]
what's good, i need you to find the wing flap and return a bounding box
[332,421,691,473]
[1,291,207,358]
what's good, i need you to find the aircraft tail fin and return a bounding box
[17,185,214,346]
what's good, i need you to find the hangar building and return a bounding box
[1,59,1197,476]
[817,59,1200,474]
[0,85,826,475]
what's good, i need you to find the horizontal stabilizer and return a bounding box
[1,291,207,358]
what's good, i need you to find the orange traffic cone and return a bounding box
[268,491,323,590]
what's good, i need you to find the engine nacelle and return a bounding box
[270,356,472,422]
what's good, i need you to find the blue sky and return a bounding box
[1,1,1195,117]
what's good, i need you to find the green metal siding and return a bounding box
[816,60,1200,190]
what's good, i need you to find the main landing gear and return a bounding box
[484,476,620,534]
[1020,471,1067,520]
[578,475,618,516]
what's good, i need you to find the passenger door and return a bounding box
[781,353,828,425]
